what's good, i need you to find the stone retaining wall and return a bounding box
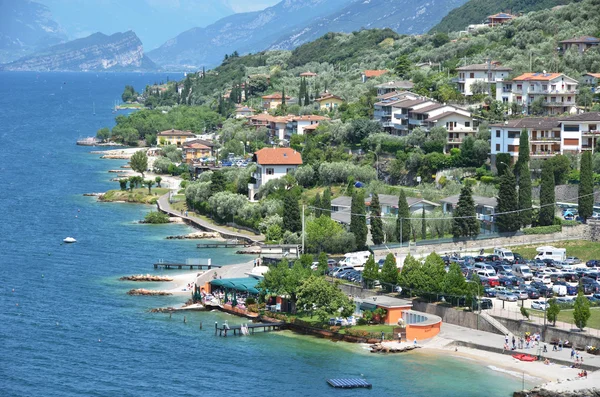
[411,301,501,335]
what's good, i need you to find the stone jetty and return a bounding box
[166,231,221,240]
[120,274,173,282]
[369,343,421,354]
[127,289,172,296]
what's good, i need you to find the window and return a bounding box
[542,85,548,91]
[286,168,294,174]
[266,168,274,175]
[551,85,556,91]
[590,124,597,131]
[496,144,501,151]
[470,73,475,78]
[564,138,579,146]
[496,130,501,138]
[465,121,471,127]
[564,125,580,132]
[508,131,520,139]
[517,84,522,90]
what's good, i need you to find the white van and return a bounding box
[494,247,515,262]
[535,246,566,262]
[512,264,533,280]
[338,251,371,270]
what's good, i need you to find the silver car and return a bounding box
[531,301,549,310]
[497,291,518,302]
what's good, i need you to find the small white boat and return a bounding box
[63,237,77,243]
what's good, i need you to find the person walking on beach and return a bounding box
[571,347,576,359]
[559,339,563,351]
[512,336,516,350]
[414,338,417,346]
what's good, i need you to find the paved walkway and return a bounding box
[438,323,600,370]
[156,194,265,245]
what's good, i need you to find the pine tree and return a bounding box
[350,190,367,250]
[379,253,398,292]
[283,192,301,233]
[496,168,520,232]
[579,151,594,222]
[314,192,322,218]
[370,193,384,245]
[362,255,379,289]
[321,187,332,218]
[539,161,556,226]
[452,185,479,238]
[395,189,411,244]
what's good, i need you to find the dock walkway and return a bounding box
[153,262,222,270]
[156,194,264,245]
[215,322,285,336]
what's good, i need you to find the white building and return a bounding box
[247,148,302,200]
[489,112,600,166]
[496,72,579,115]
[375,81,414,96]
[285,115,329,139]
[583,73,600,93]
[455,62,512,96]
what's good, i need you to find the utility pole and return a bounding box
[302,204,305,254]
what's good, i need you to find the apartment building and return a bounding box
[583,73,600,92]
[559,36,600,54]
[375,81,414,96]
[285,115,329,140]
[496,72,579,115]
[248,148,302,201]
[489,112,600,166]
[455,62,512,96]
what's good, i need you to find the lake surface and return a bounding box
[0,72,531,396]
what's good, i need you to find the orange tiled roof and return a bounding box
[586,73,600,78]
[290,115,330,121]
[255,147,302,165]
[513,72,563,81]
[315,94,343,102]
[185,143,210,150]
[299,71,318,77]
[363,70,388,78]
[303,123,320,131]
[262,92,291,100]
[158,129,196,137]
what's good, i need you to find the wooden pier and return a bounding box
[215,322,285,336]
[197,242,249,248]
[153,263,222,270]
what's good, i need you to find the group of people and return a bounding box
[551,338,570,351]
[504,332,543,351]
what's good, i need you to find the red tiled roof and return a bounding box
[586,73,600,78]
[254,148,302,165]
[315,94,343,102]
[424,111,469,123]
[513,72,563,81]
[290,115,330,122]
[185,143,210,150]
[363,70,388,78]
[158,129,196,137]
[262,92,291,100]
[302,123,320,131]
[183,138,215,147]
[300,71,318,77]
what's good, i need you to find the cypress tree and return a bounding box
[298,78,304,106]
[281,87,286,107]
[496,168,520,232]
[283,192,301,233]
[362,255,378,289]
[395,189,411,244]
[539,161,556,226]
[452,185,479,238]
[314,192,322,218]
[321,187,332,218]
[518,159,533,228]
[579,151,594,222]
[304,79,310,106]
[350,189,367,250]
[370,193,384,245]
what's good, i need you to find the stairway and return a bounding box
[480,311,511,336]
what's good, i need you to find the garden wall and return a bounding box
[411,301,502,335]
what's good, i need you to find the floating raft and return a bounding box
[327,379,372,389]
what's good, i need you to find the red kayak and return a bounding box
[512,354,536,361]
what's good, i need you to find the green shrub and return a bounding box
[144,211,170,224]
[480,176,496,184]
[245,297,256,305]
[357,317,368,326]
[522,225,562,235]
[562,220,579,227]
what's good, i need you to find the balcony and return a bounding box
[530,151,558,158]
[409,119,425,126]
[447,138,462,144]
[582,146,593,151]
[530,136,561,142]
[582,130,600,136]
[542,90,578,95]
[382,122,394,128]
[374,110,392,118]
[393,113,408,120]
[543,101,576,107]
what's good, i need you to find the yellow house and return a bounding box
[182,139,215,164]
[157,129,196,147]
[314,93,344,110]
[262,92,291,110]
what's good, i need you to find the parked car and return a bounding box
[530,281,554,297]
[562,272,579,283]
[586,260,600,268]
[497,291,519,302]
[531,301,550,310]
[513,289,530,300]
[476,298,493,310]
[533,274,552,284]
[565,256,581,265]
[327,259,338,267]
[523,287,540,300]
[581,277,600,293]
[486,254,501,262]
[555,297,574,306]
[484,287,497,297]
[553,281,577,296]
[551,284,567,297]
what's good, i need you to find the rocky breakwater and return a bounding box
[236,246,262,254]
[120,274,173,282]
[514,371,600,397]
[166,232,221,240]
[127,289,172,296]
[370,343,421,354]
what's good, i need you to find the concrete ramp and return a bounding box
[480,311,511,336]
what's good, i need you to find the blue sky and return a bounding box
[38,0,280,50]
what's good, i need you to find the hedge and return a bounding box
[522,225,562,235]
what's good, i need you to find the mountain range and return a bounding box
[0,0,67,63]
[0,31,156,72]
[147,0,470,70]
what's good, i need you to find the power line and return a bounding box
[306,191,596,221]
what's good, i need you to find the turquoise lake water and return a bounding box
[0,72,533,396]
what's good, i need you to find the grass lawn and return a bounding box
[101,188,169,204]
[301,185,344,203]
[118,103,144,109]
[486,240,600,262]
[529,307,600,329]
[338,324,396,334]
